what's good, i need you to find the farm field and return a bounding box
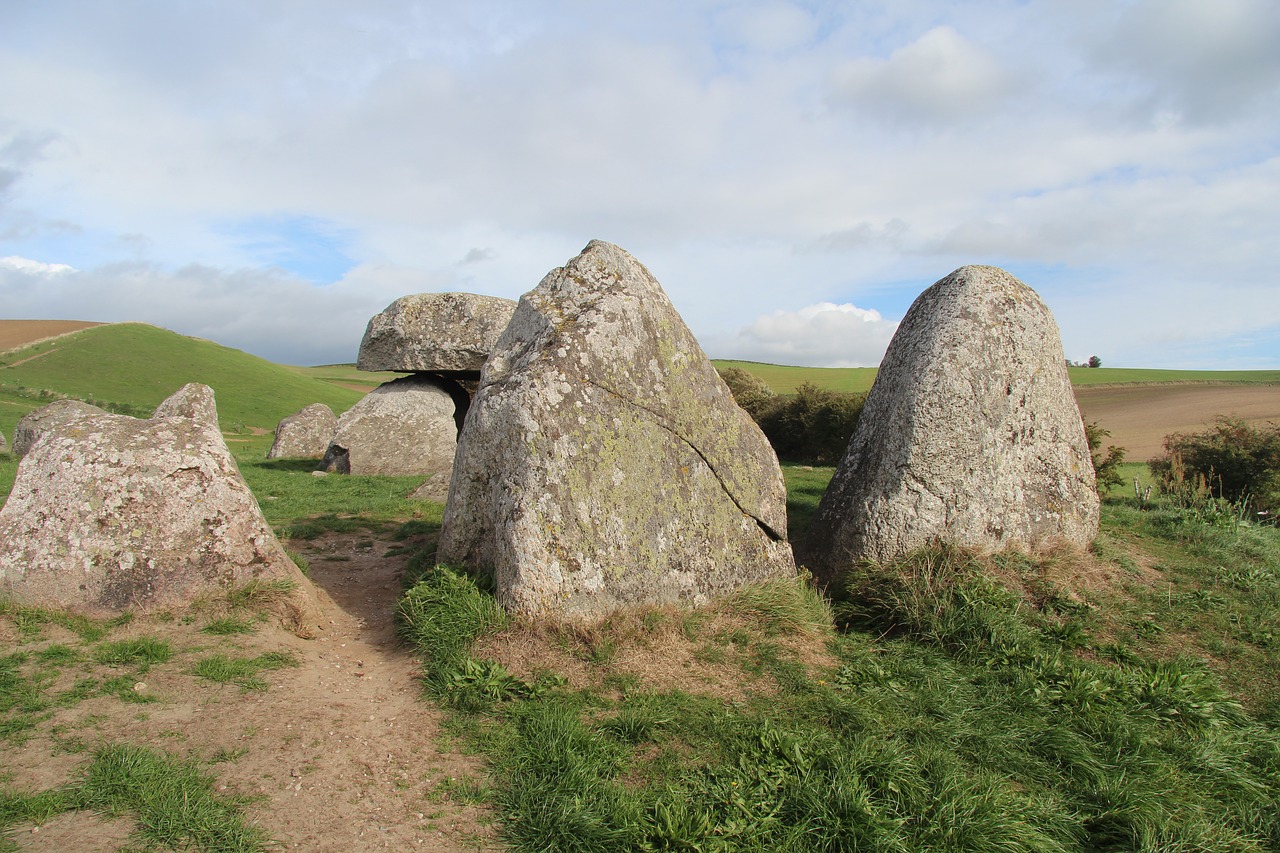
[1,322,1278,851]
[715,359,1280,461]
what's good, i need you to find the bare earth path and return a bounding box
[3,531,500,852]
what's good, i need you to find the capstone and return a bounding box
[357,292,518,374]
[268,403,338,460]
[436,240,796,618]
[803,265,1099,574]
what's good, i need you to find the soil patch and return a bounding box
[2,530,500,852]
[1076,384,1280,461]
[0,321,104,354]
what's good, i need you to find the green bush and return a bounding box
[1084,421,1126,493]
[1149,417,1280,516]
[756,383,864,465]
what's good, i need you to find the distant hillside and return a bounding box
[0,322,368,438]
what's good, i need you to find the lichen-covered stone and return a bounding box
[0,385,317,621]
[357,292,518,373]
[268,403,337,460]
[152,382,218,426]
[320,375,460,477]
[12,399,105,458]
[437,240,795,618]
[804,265,1099,574]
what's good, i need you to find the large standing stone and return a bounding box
[0,386,317,621]
[437,240,796,618]
[320,375,461,476]
[357,292,518,374]
[12,399,105,458]
[268,403,338,460]
[804,266,1099,574]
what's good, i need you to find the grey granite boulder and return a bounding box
[0,385,318,622]
[437,240,796,618]
[804,265,1099,574]
[152,382,219,425]
[12,399,105,458]
[320,375,462,477]
[268,403,337,460]
[357,292,518,374]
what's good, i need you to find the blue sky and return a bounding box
[2,0,1278,368]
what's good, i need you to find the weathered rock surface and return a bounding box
[0,385,317,621]
[268,403,338,460]
[12,399,105,458]
[357,292,518,374]
[804,265,1099,573]
[152,382,219,425]
[0,429,6,452]
[320,375,461,477]
[437,240,796,618]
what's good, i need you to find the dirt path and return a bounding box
[4,531,500,852]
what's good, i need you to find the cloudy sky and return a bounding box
[2,0,1278,369]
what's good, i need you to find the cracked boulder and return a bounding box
[803,265,1099,575]
[320,374,463,477]
[437,240,796,618]
[357,292,518,374]
[0,385,318,625]
[268,403,337,460]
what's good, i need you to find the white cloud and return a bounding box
[0,255,74,276]
[829,25,1015,124]
[0,2,1276,369]
[727,303,899,368]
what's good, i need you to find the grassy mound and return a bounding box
[0,323,368,436]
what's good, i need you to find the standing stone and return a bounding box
[0,385,317,622]
[12,399,105,458]
[152,382,219,425]
[320,375,460,477]
[804,266,1099,574]
[357,293,518,374]
[268,403,338,460]
[437,240,795,618]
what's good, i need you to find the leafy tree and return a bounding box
[756,383,865,465]
[1084,421,1125,493]
[1088,355,1101,368]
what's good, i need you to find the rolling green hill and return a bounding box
[0,323,368,440]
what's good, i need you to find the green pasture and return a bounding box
[715,360,1280,396]
[0,323,365,435]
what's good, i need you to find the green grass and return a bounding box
[714,360,1280,396]
[191,651,299,692]
[0,323,366,437]
[237,457,441,530]
[393,484,1280,853]
[0,743,271,851]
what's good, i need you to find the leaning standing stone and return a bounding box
[320,375,461,477]
[804,265,1099,574]
[268,403,338,460]
[437,240,796,618]
[357,292,518,374]
[0,385,317,622]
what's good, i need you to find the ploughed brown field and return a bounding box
[1076,385,1280,461]
[0,319,103,352]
